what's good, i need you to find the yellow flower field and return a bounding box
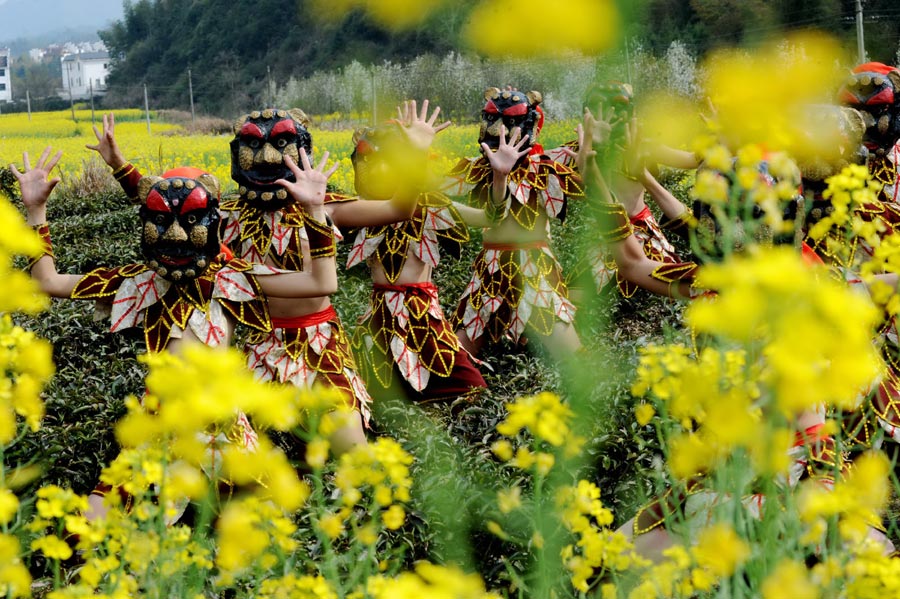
[1,108,576,195]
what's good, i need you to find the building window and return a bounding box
[0,69,5,77]
[0,84,6,91]
[0,56,6,68]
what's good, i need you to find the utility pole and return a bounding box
[144,83,151,135]
[856,0,866,64]
[188,68,195,126]
[266,65,272,107]
[25,89,31,121]
[89,80,95,124]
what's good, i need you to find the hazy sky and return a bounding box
[0,0,124,45]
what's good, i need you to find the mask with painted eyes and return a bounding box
[230,107,312,209]
[839,64,900,153]
[137,168,222,282]
[479,87,543,154]
[350,123,410,201]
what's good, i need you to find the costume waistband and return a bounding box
[373,281,438,293]
[793,423,829,447]
[483,240,549,251]
[630,205,652,223]
[271,305,337,329]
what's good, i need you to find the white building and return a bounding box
[61,51,109,99]
[0,48,11,102]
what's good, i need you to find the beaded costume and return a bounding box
[71,253,273,450]
[447,153,584,344]
[113,154,372,421]
[347,192,486,401]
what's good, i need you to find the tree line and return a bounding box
[5,0,900,117]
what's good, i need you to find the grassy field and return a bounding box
[7,107,894,599]
[2,108,679,595]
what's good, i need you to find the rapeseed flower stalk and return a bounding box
[807,163,884,271]
[333,437,413,530]
[558,481,648,592]
[690,247,882,416]
[798,451,890,546]
[215,495,297,584]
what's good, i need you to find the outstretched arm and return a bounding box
[85,112,142,199]
[260,151,339,298]
[584,152,695,299]
[329,99,449,228]
[85,112,127,171]
[638,167,689,220]
[12,148,84,298]
[482,124,529,210]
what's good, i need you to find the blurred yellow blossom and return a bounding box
[0,488,18,525]
[464,0,618,58]
[762,559,820,599]
[704,32,848,161]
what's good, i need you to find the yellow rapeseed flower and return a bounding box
[464,0,618,58]
[691,523,749,577]
[0,489,18,525]
[762,559,820,599]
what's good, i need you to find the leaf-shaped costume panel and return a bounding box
[345,193,485,401]
[345,192,469,282]
[220,192,353,270]
[452,243,576,345]
[245,306,372,426]
[71,255,270,353]
[353,283,485,402]
[445,154,584,231]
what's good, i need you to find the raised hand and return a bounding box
[570,122,597,175]
[275,151,338,210]
[396,99,451,152]
[481,125,530,176]
[85,113,126,170]
[11,147,63,222]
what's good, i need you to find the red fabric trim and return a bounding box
[162,167,208,179]
[853,62,897,75]
[630,205,652,224]
[793,423,829,447]
[483,240,548,251]
[373,282,438,293]
[800,242,824,266]
[271,305,337,329]
[528,143,544,156]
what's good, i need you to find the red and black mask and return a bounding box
[479,87,543,154]
[138,169,222,282]
[839,63,900,153]
[350,123,407,201]
[230,108,312,209]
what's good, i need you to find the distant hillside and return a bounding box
[0,0,123,46]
